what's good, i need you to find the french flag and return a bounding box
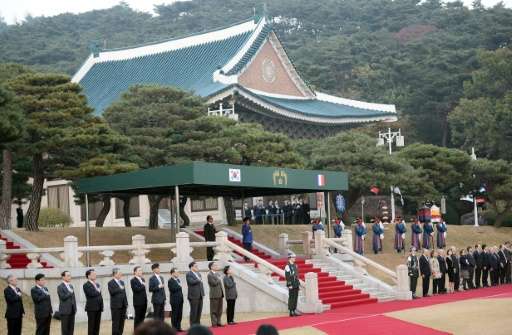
[317,174,326,186]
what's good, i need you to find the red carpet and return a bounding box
[210,284,512,335]
[314,315,450,335]
[0,233,52,268]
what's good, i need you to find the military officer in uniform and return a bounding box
[284,253,301,317]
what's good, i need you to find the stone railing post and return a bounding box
[314,230,329,257]
[305,272,320,304]
[302,231,312,257]
[171,232,193,271]
[99,250,115,266]
[63,235,82,267]
[395,264,412,300]
[278,233,289,257]
[129,234,151,265]
[26,253,43,268]
[0,239,11,269]
[214,231,234,263]
[300,272,323,313]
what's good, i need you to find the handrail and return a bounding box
[287,240,303,245]
[224,239,305,288]
[0,242,181,254]
[323,238,397,282]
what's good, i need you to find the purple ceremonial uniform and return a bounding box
[422,222,434,249]
[354,223,367,255]
[372,223,384,254]
[394,222,407,252]
[436,222,447,249]
[411,222,422,250]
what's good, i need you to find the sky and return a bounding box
[0,0,511,25]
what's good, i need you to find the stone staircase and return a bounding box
[308,257,396,302]
[0,233,52,269]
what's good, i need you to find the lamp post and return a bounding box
[377,128,405,221]
[471,147,479,227]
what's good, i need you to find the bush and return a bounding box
[38,208,72,228]
[482,210,512,227]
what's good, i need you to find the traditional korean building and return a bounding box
[73,16,397,137]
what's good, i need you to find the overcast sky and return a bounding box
[1,0,511,25]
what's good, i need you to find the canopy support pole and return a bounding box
[85,193,91,267]
[173,186,180,243]
[325,191,331,238]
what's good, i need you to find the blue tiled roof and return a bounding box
[252,92,396,120]
[79,31,253,114]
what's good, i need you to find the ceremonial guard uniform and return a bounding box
[422,221,434,249]
[407,248,419,298]
[411,219,422,250]
[436,221,447,249]
[394,218,407,253]
[284,253,301,317]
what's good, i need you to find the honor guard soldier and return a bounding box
[284,253,301,317]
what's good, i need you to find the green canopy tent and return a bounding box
[75,161,348,265]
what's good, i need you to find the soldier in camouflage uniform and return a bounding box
[284,252,301,317]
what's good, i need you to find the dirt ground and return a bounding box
[387,297,512,335]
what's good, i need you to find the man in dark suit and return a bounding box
[31,273,52,335]
[57,270,76,335]
[223,265,237,325]
[168,268,184,331]
[473,244,483,288]
[207,262,224,327]
[505,242,512,283]
[108,267,128,335]
[4,274,24,335]
[419,249,431,297]
[204,215,217,261]
[482,245,490,287]
[498,245,508,284]
[83,269,103,335]
[149,263,166,321]
[437,249,447,293]
[186,261,205,326]
[130,266,147,330]
[466,246,476,289]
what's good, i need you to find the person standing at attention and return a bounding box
[354,217,367,255]
[207,262,224,327]
[285,253,301,317]
[223,266,238,325]
[407,247,419,298]
[241,217,253,261]
[168,268,184,332]
[57,271,76,335]
[394,217,407,253]
[204,215,217,261]
[130,266,147,330]
[83,269,103,335]
[371,217,384,254]
[419,249,431,297]
[186,262,205,326]
[31,273,52,335]
[149,263,166,321]
[4,274,24,335]
[108,268,128,335]
[411,217,422,250]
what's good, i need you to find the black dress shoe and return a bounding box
[217,324,225,327]
[228,322,237,325]
[293,310,302,316]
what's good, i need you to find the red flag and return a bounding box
[370,186,380,194]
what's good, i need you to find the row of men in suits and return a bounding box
[407,242,512,298]
[4,261,239,335]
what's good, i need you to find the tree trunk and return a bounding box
[25,153,44,231]
[224,197,236,226]
[148,195,163,230]
[94,195,111,227]
[179,198,190,227]
[0,149,13,229]
[121,196,132,227]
